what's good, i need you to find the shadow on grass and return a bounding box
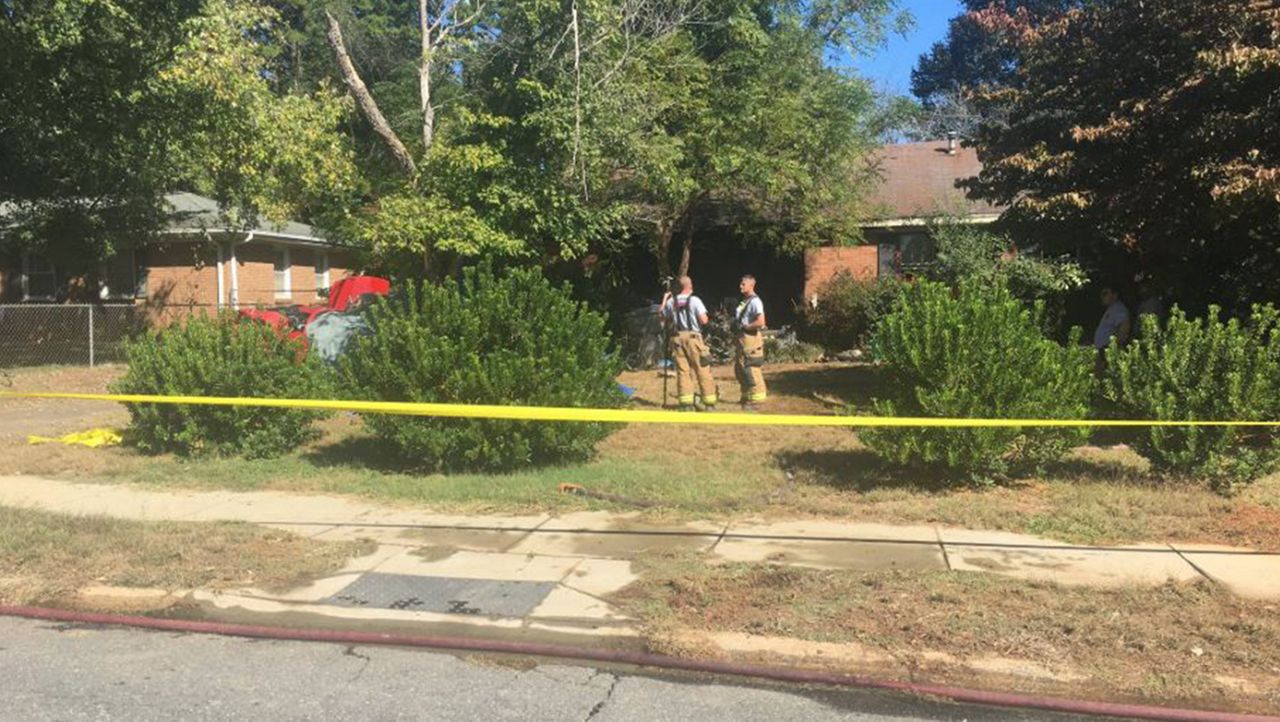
[302,429,600,477]
[775,448,960,494]
[1052,454,1155,485]
[779,444,1163,493]
[302,434,421,474]
[766,363,884,409]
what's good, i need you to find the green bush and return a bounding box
[927,222,1087,302]
[926,223,1087,338]
[764,335,824,363]
[862,280,1093,482]
[800,272,902,351]
[340,264,626,471]
[112,314,330,458]
[1103,306,1280,493]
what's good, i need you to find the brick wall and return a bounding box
[143,243,220,325]
[803,246,879,304]
[289,247,357,305]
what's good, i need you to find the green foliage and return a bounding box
[910,1,1078,104]
[800,273,903,351]
[112,314,330,458]
[863,280,1093,482]
[0,0,359,264]
[928,223,1086,301]
[1103,306,1280,493]
[160,0,361,228]
[764,336,825,364]
[0,0,205,261]
[451,0,896,277]
[964,0,1280,310]
[340,263,626,471]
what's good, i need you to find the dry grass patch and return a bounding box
[0,506,373,605]
[6,361,1280,550]
[618,552,1280,712]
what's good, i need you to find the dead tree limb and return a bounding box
[419,0,435,153]
[325,11,417,175]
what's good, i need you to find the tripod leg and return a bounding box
[661,334,671,408]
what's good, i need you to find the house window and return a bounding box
[273,247,291,299]
[897,233,934,270]
[314,252,330,296]
[21,253,57,301]
[100,249,147,300]
[876,232,936,277]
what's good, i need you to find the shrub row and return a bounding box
[114,264,623,470]
[861,280,1280,491]
[115,266,1280,493]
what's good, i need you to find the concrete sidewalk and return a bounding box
[3,475,1280,640]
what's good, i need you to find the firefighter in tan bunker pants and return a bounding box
[659,276,718,411]
[733,274,767,407]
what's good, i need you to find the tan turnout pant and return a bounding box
[734,331,767,403]
[671,332,717,406]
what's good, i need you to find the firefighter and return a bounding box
[733,274,767,407]
[659,275,718,411]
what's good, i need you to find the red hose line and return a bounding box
[2,605,1275,722]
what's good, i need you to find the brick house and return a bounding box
[0,192,360,324]
[802,139,1003,304]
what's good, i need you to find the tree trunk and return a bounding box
[676,219,693,278]
[419,0,435,153]
[325,12,417,176]
[655,220,675,278]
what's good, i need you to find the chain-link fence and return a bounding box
[0,304,151,368]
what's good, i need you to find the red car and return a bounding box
[238,276,390,342]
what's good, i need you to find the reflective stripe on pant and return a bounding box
[733,332,766,402]
[672,332,718,405]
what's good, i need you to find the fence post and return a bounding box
[88,305,95,367]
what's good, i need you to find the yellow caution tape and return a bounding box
[27,427,124,448]
[2,391,1278,428]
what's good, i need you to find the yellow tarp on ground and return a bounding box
[27,428,123,448]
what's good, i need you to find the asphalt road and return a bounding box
[0,616,1123,721]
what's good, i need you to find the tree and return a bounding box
[909,0,1080,105]
[0,0,206,263]
[0,0,359,266]
[313,0,902,280]
[572,0,901,277]
[899,88,995,142]
[163,1,360,228]
[963,0,1280,311]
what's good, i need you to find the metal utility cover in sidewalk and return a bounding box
[325,573,556,617]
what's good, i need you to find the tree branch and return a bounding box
[324,11,417,175]
[420,0,435,152]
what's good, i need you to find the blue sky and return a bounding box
[849,0,963,98]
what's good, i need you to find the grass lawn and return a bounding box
[616,553,1280,713]
[4,362,1280,549]
[0,506,371,606]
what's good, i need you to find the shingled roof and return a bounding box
[865,141,1003,224]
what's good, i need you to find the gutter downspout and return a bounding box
[229,231,254,310]
[215,239,225,310]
